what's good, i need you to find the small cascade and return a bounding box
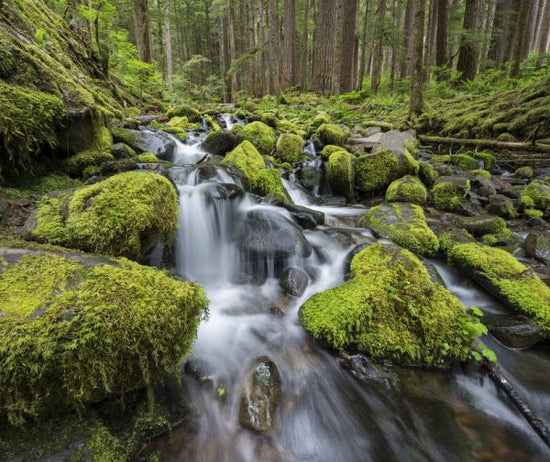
[170,132,207,165]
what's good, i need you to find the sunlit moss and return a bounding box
[385,176,427,204]
[327,151,355,201]
[222,141,266,188]
[241,121,276,155]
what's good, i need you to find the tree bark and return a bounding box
[281,0,297,89]
[332,0,344,94]
[301,0,312,89]
[479,0,497,72]
[258,0,266,95]
[457,0,484,81]
[134,0,152,63]
[435,0,450,79]
[227,0,238,99]
[424,0,438,79]
[409,0,426,118]
[510,0,533,76]
[537,0,550,59]
[419,135,550,152]
[268,0,280,94]
[163,0,173,92]
[370,0,387,93]
[312,0,336,95]
[400,0,414,78]
[357,0,370,90]
[340,0,359,93]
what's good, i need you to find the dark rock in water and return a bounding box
[453,215,507,237]
[238,208,312,278]
[184,358,215,388]
[343,243,370,280]
[202,130,238,156]
[239,357,281,434]
[421,259,446,287]
[114,129,176,159]
[339,354,393,387]
[281,203,325,229]
[525,232,550,265]
[298,165,323,191]
[527,216,547,229]
[483,314,547,349]
[322,228,355,248]
[279,267,309,297]
[196,164,219,182]
[486,194,517,219]
[203,183,245,204]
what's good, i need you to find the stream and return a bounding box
[153,119,550,461]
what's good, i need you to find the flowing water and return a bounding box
[155,121,550,461]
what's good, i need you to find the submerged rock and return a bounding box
[0,244,207,425]
[299,243,477,366]
[483,314,547,349]
[359,202,439,256]
[282,203,325,229]
[239,357,281,434]
[279,267,309,297]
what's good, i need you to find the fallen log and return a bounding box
[419,135,550,153]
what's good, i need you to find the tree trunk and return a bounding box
[258,0,266,95]
[312,0,335,94]
[357,0,370,90]
[410,0,426,118]
[301,0,312,89]
[479,0,497,72]
[332,0,344,94]
[134,0,152,63]
[400,0,414,77]
[424,0,438,80]
[534,0,549,51]
[227,0,238,99]
[537,0,550,60]
[268,0,280,94]
[435,0,450,79]
[281,0,296,89]
[488,0,516,64]
[457,0,484,81]
[370,0,387,93]
[248,0,257,95]
[340,0,359,93]
[163,0,173,92]
[510,0,533,76]
[219,16,227,101]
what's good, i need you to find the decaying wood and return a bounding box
[419,135,550,152]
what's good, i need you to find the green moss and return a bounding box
[166,104,201,123]
[222,141,266,188]
[259,112,278,127]
[520,180,550,210]
[327,151,355,201]
[525,208,544,218]
[299,243,477,366]
[241,121,276,155]
[111,128,137,147]
[359,203,439,256]
[431,177,470,211]
[431,155,451,163]
[62,149,114,177]
[254,168,291,201]
[451,154,478,170]
[137,153,159,163]
[471,169,491,179]
[514,166,535,179]
[355,150,419,193]
[0,250,207,425]
[482,228,520,246]
[202,130,237,156]
[385,176,427,204]
[418,161,439,186]
[32,172,178,260]
[276,133,304,163]
[167,116,189,130]
[445,242,550,332]
[316,123,346,146]
[321,144,346,161]
[0,174,81,199]
[308,112,331,133]
[473,152,496,169]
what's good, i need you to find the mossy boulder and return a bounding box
[451,154,477,170]
[418,161,439,187]
[308,112,331,133]
[299,243,478,366]
[61,149,114,178]
[514,166,535,179]
[137,153,159,163]
[525,232,550,265]
[486,194,518,219]
[222,141,266,188]
[166,104,201,123]
[385,176,427,205]
[443,241,550,333]
[355,150,419,193]
[316,123,347,147]
[0,245,207,425]
[202,129,238,156]
[473,152,496,170]
[321,144,346,161]
[110,142,136,159]
[520,180,550,211]
[430,176,471,212]
[241,121,277,155]
[327,151,355,201]
[454,215,507,237]
[471,169,491,180]
[359,202,439,256]
[276,133,304,163]
[254,169,291,202]
[29,172,178,261]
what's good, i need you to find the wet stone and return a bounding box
[484,314,547,349]
[525,232,550,265]
[279,267,309,297]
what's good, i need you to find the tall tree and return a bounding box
[435,0,450,79]
[410,0,426,118]
[258,0,266,95]
[134,0,152,63]
[457,0,484,81]
[312,0,335,94]
[510,0,534,76]
[487,0,518,64]
[300,0,312,89]
[268,0,280,93]
[339,0,359,93]
[227,0,238,99]
[400,0,414,77]
[281,0,297,89]
[332,0,344,94]
[537,0,550,59]
[357,0,370,89]
[370,0,387,93]
[163,0,173,92]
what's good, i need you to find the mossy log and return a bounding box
[419,135,550,153]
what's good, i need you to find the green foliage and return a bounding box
[299,243,478,367]
[326,150,355,201]
[385,176,427,205]
[471,169,491,180]
[472,152,496,169]
[0,249,207,425]
[241,121,276,155]
[137,153,159,163]
[0,174,81,199]
[32,172,178,260]
[276,133,304,163]
[166,105,201,123]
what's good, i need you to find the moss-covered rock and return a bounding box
[444,241,550,333]
[321,144,346,161]
[451,154,478,170]
[30,172,178,261]
[202,130,238,156]
[520,180,550,211]
[316,123,347,146]
[431,155,451,164]
[222,141,266,188]
[299,243,478,366]
[276,133,304,163]
[471,169,491,180]
[166,116,189,130]
[137,152,159,163]
[0,245,207,425]
[514,166,535,179]
[254,169,291,202]
[385,176,427,205]
[327,151,355,201]
[308,111,331,134]
[486,194,518,219]
[358,202,439,256]
[418,161,439,186]
[430,176,471,212]
[355,150,419,193]
[166,104,201,123]
[110,142,136,159]
[241,121,277,155]
[61,149,114,178]
[472,152,496,170]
